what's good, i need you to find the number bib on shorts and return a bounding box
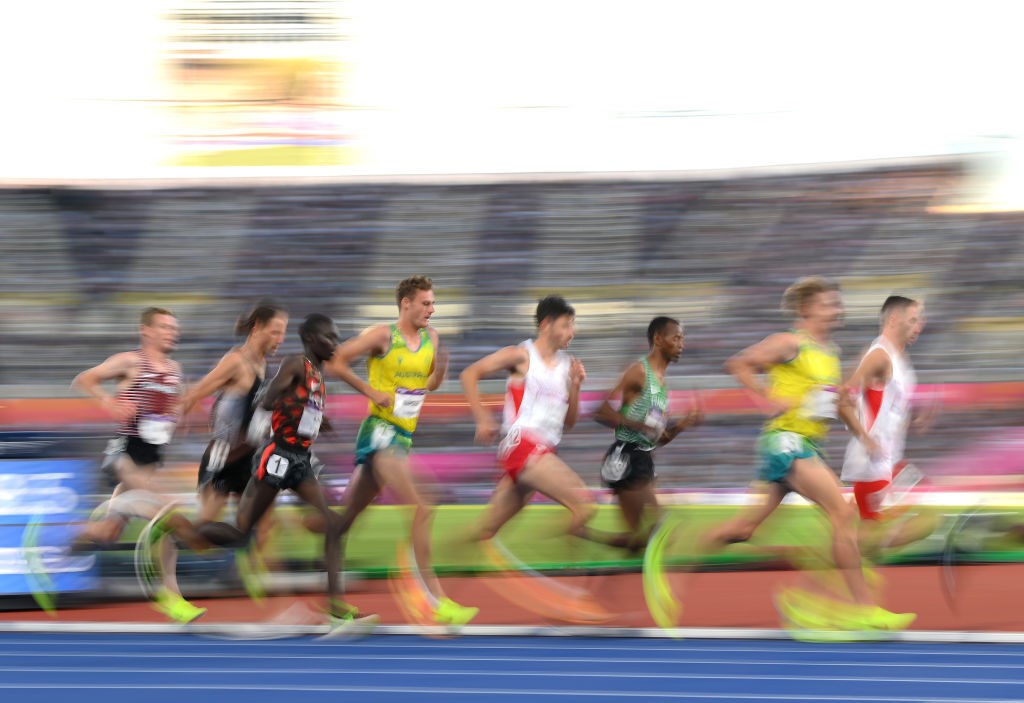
[601,442,629,483]
[137,415,176,445]
[392,387,426,420]
[371,420,396,450]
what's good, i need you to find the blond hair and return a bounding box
[781,277,839,316]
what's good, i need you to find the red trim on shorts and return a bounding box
[255,442,277,480]
[852,478,890,520]
[499,431,554,481]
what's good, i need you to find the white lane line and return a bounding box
[5,635,1024,659]
[4,621,1024,645]
[0,666,1020,686]
[0,650,1022,670]
[0,683,1011,702]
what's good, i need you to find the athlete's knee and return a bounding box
[412,502,435,524]
[828,500,859,531]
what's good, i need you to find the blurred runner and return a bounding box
[324,275,477,629]
[697,277,916,633]
[461,295,611,624]
[72,306,209,623]
[590,316,703,552]
[195,314,370,631]
[180,301,288,595]
[841,296,938,562]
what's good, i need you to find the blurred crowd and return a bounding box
[3,160,1024,490]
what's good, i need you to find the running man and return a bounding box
[325,275,477,627]
[72,306,209,623]
[179,301,288,595]
[700,277,915,632]
[841,296,937,559]
[181,302,288,526]
[591,316,703,552]
[195,314,353,623]
[461,294,593,546]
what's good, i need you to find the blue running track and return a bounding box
[1,633,1023,702]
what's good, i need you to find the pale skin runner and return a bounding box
[840,298,938,558]
[179,305,289,550]
[180,308,288,518]
[701,285,878,608]
[460,304,592,541]
[72,309,209,601]
[322,282,451,602]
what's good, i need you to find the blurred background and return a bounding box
[2,0,1024,597]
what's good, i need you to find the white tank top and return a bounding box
[841,336,917,482]
[502,339,571,447]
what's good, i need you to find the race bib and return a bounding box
[297,403,323,439]
[138,415,176,445]
[642,407,667,441]
[393,387,426,420]
[265,453,290,479]
[803,386,839,421]
[601,443,629,483]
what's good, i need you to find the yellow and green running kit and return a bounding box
[354,325,433,466]
[758,331,841,483]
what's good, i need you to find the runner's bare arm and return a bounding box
[325,324,392,407]
[260,355,305,410]
[460,346,528,443]
[594,361,646,432]
[180,350,244,415]
[725,332,800,415]
[426,328,448,392]
[72,351,139,421]
[564,357,587,431]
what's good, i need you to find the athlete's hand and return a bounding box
[369,389,392,408]
[474,414,500,445]
[569,358,587,386]
[680,392,705,429]
[860,434,883,461]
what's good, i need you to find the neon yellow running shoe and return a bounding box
[153,588,207,624]
[642,520,682,630]
[433,597,479,628]
[235,545,267,603]
[23,518,57,616]
[856,605,917,631]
